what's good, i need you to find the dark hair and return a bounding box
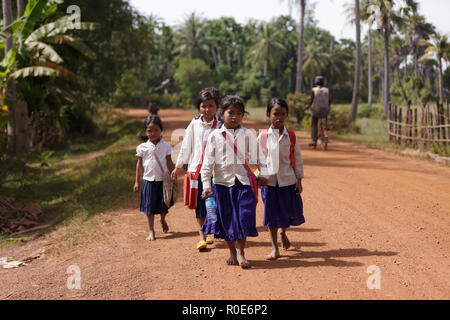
[315,76,325,86]
[140,115,163,142]
[219,95,246,115]
[266,97,289,116]
[197,87,220,109]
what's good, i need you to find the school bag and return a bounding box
[312,87,330,118]
[259,129,297,168]
[154,152,177,209]
[183,119,218,210]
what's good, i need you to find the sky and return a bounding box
[129,0,450,40]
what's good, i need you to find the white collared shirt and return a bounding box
[136,139,172,182]
[201,125,261,190]
[258,126,304,187]
[175,115,220,173]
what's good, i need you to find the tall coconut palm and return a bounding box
[419,33,450,103]
[280,0,306,93]
[349,0,362,123]
[367,0,404,114]
[176,12,208,61]
[247,22,284,77]
[361,0,374,107]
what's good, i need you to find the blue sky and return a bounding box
[129,0,450,40]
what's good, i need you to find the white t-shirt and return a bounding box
[136,139,172,182]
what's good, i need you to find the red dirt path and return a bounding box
[1,108,449,300]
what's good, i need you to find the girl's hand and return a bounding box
[295,179,303,195]
[171,167,181,181]
[202,189,213,199]
[133,182,139,193]
[258,177,269,187]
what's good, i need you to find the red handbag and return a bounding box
[183,120,217,210]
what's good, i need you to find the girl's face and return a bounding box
[199,99,218,122]
[145,123,162,143]
[222,105,244,129]
[268,105,288,130]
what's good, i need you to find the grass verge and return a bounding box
[0,112,140,250]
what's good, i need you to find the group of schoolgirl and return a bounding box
[134,87,305,268]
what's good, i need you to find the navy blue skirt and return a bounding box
[195,173,207,219]
[261,184,305,228]
[140,180,168,215]
[202,178,258,242]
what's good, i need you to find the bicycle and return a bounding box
[316,118,329,151]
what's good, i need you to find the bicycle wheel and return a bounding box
[320,125,328,151]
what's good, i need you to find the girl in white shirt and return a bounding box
[134,116,174,241]
[171,87,221,251]
[201,95,266,269]
[259,98,305,260]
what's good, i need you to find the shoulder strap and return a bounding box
[260,129,269,155]
[193,120,218,180]
[221,131,254,177]
[287,130,296,168]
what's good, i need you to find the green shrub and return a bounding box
[328,108,361,134]
[286,92,310,127]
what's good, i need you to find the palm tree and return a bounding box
[176,13,208,60]
[419,33,450,103]
[349,0,362,123]
[361,0,374,107]
[247,22,284,77]
[367,0,404,114]
[280,0,306,93]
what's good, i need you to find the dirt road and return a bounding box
[1,108,449,300]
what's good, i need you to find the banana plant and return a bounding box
[0,0,97,82]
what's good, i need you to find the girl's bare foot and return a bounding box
[236,252,251,269]
[266,249,280,261]
[226,254,239,266]
[146,231,155,241]
[280,232,290,250]
[161,219,169,233]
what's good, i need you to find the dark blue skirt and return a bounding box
[140,180,168,215]
[261,184,305,228]
[195,173,207,219]
[202,178,258,242]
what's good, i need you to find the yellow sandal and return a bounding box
[196,240,207,250]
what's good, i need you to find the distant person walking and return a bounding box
[307,76,331,147]
[148,101,160,116]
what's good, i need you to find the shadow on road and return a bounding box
[249,248,397,269]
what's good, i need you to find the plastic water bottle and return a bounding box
[205,196,218,223]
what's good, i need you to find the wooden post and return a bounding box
[388,103,392,141]
[398,108,403,145]
[408,108,413,145]
[394,105,398,144]
[414,108,418,148]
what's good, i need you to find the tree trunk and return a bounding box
[3,0,17,156]
[295,0,305,93]
[349,0,361,123]
[383,28,390,114]
[17,0,26,16]
[368,26,373,108]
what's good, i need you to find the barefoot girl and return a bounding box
[200,95,264,268]
[259,98,305,260]
[171,87,222,251]
[134,115,174,240]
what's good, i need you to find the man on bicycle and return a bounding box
[306,76,331,147]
